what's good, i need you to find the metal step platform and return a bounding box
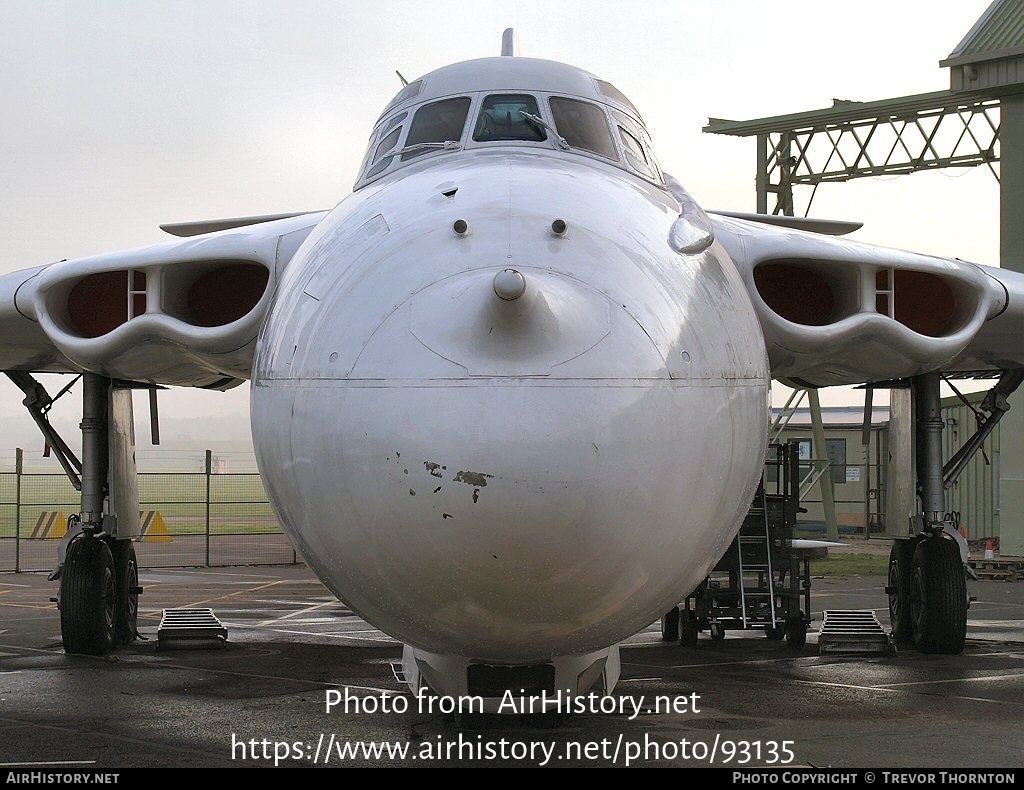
[673,441,812,647]
[157,608,228,649]
[817,610,895,655]
[969,558,1022,582]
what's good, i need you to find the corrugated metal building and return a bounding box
[941,391,1001,544]
[772,405,890,534]
[772,392,1019,554]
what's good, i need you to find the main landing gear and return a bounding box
[59,529,140,654]
[884,372,969,655]
[884,371,1023,655]
[7,371,143,655]
[887,534,967,654]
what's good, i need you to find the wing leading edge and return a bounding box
[0,212,326,388]
[714,214,1024,387]
[5,208,1022,391]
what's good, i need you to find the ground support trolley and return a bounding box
[661,441,812,648]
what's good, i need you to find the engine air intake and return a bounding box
[753,263,834,326]
[186,263,269,327]
[68,270,147,338]
[876,269,956,338]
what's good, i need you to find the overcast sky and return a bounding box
[0,0,999,435]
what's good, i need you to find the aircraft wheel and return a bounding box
[60,536,116,655]
[660,606,680,641]
[709,622,725,641]
[910,537,967,654]
[785,615,807,648]
[111,540,140,645]
[887,539,915,645]
[679,612,699,647]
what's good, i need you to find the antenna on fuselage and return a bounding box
[396,70,410,87]
[501,28,519,57]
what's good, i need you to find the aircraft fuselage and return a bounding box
[251,147,770,683]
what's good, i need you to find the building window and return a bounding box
[826,438,847,485]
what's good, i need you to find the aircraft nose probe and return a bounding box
[493,269,527,301]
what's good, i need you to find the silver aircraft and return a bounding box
[3,31,1022,706]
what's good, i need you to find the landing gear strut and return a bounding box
[890,372,974,655]
[7,372,143,655]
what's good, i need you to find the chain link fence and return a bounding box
[0,449,297,572]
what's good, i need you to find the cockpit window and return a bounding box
[382,80,423,115]
[612,109,664,184]
[595,79,641,118]
[380,111,407,138]
[366,126,402,178]
[401,97,471,160]
[618,127,654,178]
[611,110,655,179]
[549,97,619,161]
[474,94,546,142]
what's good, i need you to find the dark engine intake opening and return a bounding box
[68,270,146,338]
[186,264,269,327]
[753,263,835,326]
[885,270,957,337]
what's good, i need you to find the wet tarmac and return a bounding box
[1,565,1021,768]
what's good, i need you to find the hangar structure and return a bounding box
[707,0,1024,556]
[705,0,1023,271]
[773,398,1012,554]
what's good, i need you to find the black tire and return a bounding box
[910,537,967,654]
[785,615,807,648]
[680,620,699,648]
[764,624,785,641]
[60,536,116,655]
[888,539,916,645]
[661,606,680,641]
[709,622,725,641]
[110,540,139,646]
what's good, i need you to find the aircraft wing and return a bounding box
[713,214,1024,387]
[0,212,326,389]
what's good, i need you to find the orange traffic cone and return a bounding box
[959,526,971,560]
[984,539,995,560]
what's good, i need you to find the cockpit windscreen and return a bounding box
[549,97,618,161]
[401,97,471,160]
[474,94,547,143]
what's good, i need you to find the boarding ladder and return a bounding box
[736,483,778,630]
[769,389,807,446]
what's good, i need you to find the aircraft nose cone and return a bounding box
[253,262,769,662]
[396,267,630,378]
[493,268,526,301]
[251,156,771,665]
